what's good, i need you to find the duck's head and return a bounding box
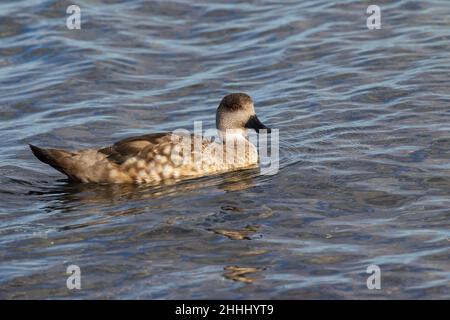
[216,93,271,138]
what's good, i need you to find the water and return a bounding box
[0,0,449,299]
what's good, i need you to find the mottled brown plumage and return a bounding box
[98,133,169,165]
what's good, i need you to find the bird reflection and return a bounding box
[211,225,259,240]
[223,266,264,284]
[36,168,260,231]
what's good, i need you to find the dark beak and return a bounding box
[245,115,271,133]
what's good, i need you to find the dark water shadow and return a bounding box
[33,167,265,232]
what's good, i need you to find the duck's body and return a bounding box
[30,133,258,184]
[30,93,270,184]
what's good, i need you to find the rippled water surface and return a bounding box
[1,0,449,299]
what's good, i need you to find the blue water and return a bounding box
[0,0,449,299]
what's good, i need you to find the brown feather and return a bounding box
[29,144,74,176]
[98,133,169,165]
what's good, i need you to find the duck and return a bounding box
[29,93,271,184]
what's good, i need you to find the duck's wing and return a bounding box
[98,133,171,165]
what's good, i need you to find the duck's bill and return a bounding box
[245,115,271,133]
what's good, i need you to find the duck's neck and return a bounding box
[218,129,258,164]
[218,129,248,144]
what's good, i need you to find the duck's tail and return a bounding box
[29,144,74,177]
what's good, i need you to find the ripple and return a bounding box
[0,0,449,299]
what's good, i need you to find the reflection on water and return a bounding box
[224,266,264,284]
[212,225,260,240]
[0,0,450,299]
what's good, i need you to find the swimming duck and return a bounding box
[29,93,271,184]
